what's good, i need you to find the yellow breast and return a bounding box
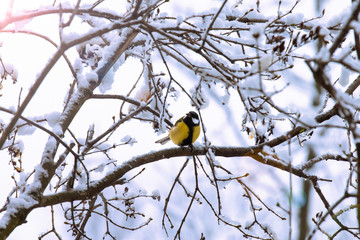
[169,121,200,146]
[192,125,200,143]
[169,121,189,145]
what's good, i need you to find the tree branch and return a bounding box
[38,126,319,208]
[0,25,140,240]
[328,0,360,56]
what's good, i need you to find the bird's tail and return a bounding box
[155,136,171,145]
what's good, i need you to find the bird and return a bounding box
[155,111,200,147]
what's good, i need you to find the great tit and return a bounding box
[155,111,200,146]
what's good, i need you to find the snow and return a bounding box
[139,101,147,107]
[256,123,267,136]
[176,16,183,26]
[219,214,241,227]
[0,62,18,80]
[121,135,136,146]
[55,159,66,177]
[98,69,114,93]
[350,21,360,34]
[221,90,230,105]
[77,73,89,89]
[337,90,360,110]
[317,46,330,62]
[355,129,360,144]
[61,31,81,45]
[283,13,304,25]
[85,71,98,85]
[249,23,266,39]
[342,55,360,73]
[339,66,350,87]
[327,7,347,27]
[94,162,106,173]
[96,28,128,72]
[13,140,24,152]
[17,124,36,135]
[52,124,63,137]
[206,147,215,161]
[42,137,57,161]
[135,85,151,102]
[152,189,160,200]
[78,169,89,186]
[190,85,209,109]
[0,194,37,229]
[73,58,83,73]
[33,163,49,179]
[251,54,273,73]
[46,111,61,127]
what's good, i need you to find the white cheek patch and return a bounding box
[192,117,199,125]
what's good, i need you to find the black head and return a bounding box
[184,111,199,126]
